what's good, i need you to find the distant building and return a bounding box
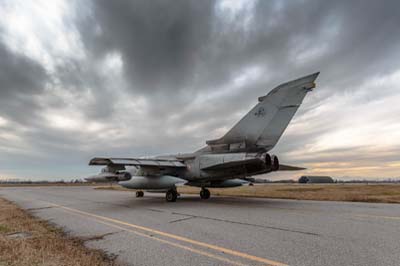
[298,176,334,184]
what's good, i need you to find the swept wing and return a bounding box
[89,157,186,168]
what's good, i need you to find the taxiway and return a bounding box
[1,186,399,266]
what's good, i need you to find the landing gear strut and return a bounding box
[200,188,210,199]
[166,189,178,202]
[136,191,144,197]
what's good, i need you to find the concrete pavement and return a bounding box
[1,186,399,266]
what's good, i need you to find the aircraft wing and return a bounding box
[89,157,187,168]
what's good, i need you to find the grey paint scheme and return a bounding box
[87,72,319,191]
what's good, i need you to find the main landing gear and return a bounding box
[165,188,210,202]
[166,189,178,202]
[200,188,210,200]
[136,191,144,197]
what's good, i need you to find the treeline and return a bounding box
[245,177,400,184]
[0,179,86,184]
[335,179,400,183]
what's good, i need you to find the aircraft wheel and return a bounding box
[200,188,210,199]
[136,191,144,197]
[166,189,177,202]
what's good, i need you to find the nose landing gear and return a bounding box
[136,191,144,197]
[200,188,210,199]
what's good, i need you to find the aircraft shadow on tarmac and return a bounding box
[97,194,298,211]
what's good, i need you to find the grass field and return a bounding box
[0,198,118,266]
[96,183,400,203]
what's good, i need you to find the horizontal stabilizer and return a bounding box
[279,164,306,171]
[89,157,186,168]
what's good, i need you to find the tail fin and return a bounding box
[207,72,319,151]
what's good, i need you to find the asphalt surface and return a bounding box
[1,186,399,266]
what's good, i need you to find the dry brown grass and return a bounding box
[0,198,118,266]
[96,184,400,203]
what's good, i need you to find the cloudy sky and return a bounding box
[0,0,400,180]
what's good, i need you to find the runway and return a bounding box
[1,186,399,266]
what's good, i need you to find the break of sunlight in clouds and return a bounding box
[0,0,85,73]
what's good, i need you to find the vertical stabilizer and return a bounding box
[206,72,319,151]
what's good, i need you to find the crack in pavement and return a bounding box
[171,211,320,237]
[27,206,57,211]
[146,208,165,213]
[169,216,195,223]
[81,231,122,242]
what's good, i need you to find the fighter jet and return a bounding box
[87,72,319,201]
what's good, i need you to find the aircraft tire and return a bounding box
[136,191,144,197]
[166,189,177,202]
[200,188,210,199]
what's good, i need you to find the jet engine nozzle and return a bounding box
[264,153,279,172]
[264,153,272,171]
[271,155,279,171]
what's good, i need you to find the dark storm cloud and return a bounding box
[52,58,118,120]
[77,0,400,128]
[0,41,48,122]
[82,0,400,94]
[80,0,214,94]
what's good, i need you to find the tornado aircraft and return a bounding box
[87,72,320,201]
